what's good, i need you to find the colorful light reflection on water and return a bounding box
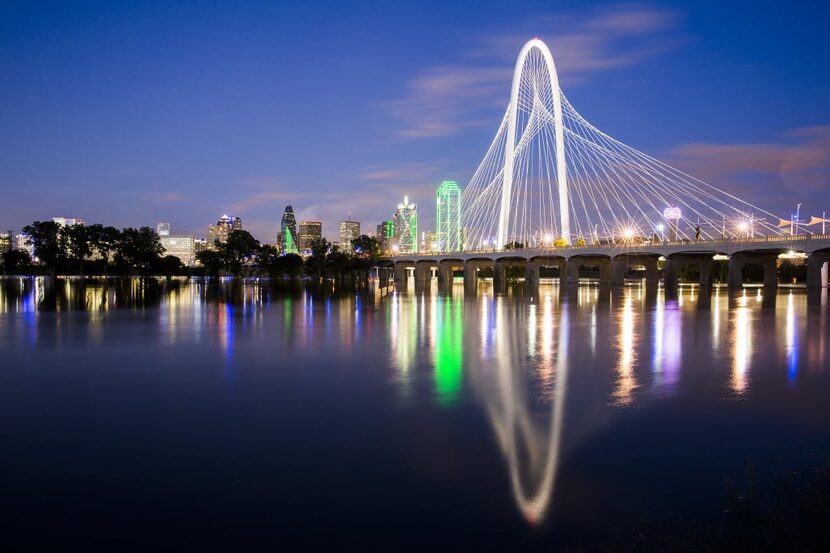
[0,278,828,550]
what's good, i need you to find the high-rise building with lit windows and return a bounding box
[52,217,84,227]
[394,196,417,253]
[339,218,360,252]
[207,215,242,248]
[298,221,322,253]
[436,180,461,252]
[16,234,34,258]
[156,222,171,236]
[279,205,298,254]
[0,231,12,253]
[376,220,394,253]
[420,231,438,252]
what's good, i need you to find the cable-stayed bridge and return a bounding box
[386,38,830,293]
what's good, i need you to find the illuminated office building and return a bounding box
[394,196,417,253]
[436,180,461,252]
[376,220,394,253]
[339,218,360,252]
[0,231,11,253]
[16,234,33,258]
[52,217,84,227]
[207,215,242,248]
[156,222,171,236]
[160,234,196,265]
[420,231,438,252]
[298,221,322,253]
[280,205,298,254]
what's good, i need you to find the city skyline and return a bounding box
[1,1,828,244]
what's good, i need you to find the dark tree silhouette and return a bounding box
[21,221,64,277]
[116,227,164,276]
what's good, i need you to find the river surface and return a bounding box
[0,277,828,550]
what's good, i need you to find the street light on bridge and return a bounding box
[663,206,682,242]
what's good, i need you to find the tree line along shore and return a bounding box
[1,220,383,279]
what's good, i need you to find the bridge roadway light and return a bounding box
[622,228,636,241]
[737,221,749,237]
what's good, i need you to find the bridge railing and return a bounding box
[387,234,828,258]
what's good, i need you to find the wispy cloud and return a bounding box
[386,3,683,140]
[228,190,300,214]
[158,192,187,202]
[668,126,830,210]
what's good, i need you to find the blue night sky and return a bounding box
[1,0,828,242]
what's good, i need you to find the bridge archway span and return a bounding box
[611,250,665,259]
[499,38,569,250]
[494,255,530,263]
[529,255,567,263]
[466,257,497,264]
[565,254,613,262]
[461,37,788,253]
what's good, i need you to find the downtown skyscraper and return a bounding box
[394,196,417,253]
[279,205,298,253]
[207,215,242,248]
[436,180,461,252]
[376,220,394,253]
[298,221,322,253]
[339,217,360,252]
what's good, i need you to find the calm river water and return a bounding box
[0,277,828,550]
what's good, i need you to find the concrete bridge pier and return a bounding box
[664,256,680,291]
[645,258,659,289]
[437,261,457,292]
[377,266,390,287]
[493,262,507,294]
[414,261,434,294]
[698,257,714,288]
[565,259,580,286]
[394,262,413,291]
[611,255,660,288]
[728,252,778,295]
[493,258,526,294]
[807,251,830,289]
[664,254,714,290]
[565,256,611,287]
[464,259,492,295]
[611,256,626,287]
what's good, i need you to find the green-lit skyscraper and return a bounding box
[436,180,461,252]
[280,205,298,254]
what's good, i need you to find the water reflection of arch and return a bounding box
[467,296,570,525]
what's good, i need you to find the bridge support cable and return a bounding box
[460,38,785,252]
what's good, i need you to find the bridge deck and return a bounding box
[384,234,830,263]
